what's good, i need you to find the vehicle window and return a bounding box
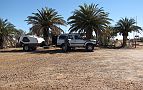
[22,37,30,42]
[74,35,82,39]
[68,35,73,39]
[59,35,67,39]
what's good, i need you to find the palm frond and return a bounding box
[68,3,111,39]
[26,7,66,38]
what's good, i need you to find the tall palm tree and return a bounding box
[26,7,66,45]
[0,18,16,48]
[68,3,111,40]
[115,17,142,47]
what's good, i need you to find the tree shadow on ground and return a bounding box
[0,49,24,53]
[30,49,90,54]
[30,49,64,54]
[0,49,64,54]
[0,48,91,54]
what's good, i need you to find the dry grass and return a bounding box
[0,47,143,90]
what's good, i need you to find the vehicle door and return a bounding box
[68,35,75,47]
[74,35,86,46]
[57,35,67,45]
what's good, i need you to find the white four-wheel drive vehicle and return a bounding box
[57,34,96,52]
[19,35,45,51]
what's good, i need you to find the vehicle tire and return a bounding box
[86,44,94,52]
[23,45,29,51]
[40,41,46,47]
[62,44,68,52]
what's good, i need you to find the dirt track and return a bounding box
[1,47,143,90]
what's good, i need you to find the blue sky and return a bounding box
[0,0,143,38]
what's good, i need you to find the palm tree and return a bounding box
[68,3,111,40]
[0,18,16,48]
[26,7,66,45]
[115,17,142,47]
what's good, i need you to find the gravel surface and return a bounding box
[1,47,143,90]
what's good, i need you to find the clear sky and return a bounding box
[0,0,143,38]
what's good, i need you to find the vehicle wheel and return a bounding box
[40,41,46,47]
[23,45,29,51]
[62,44,68,52]
[86,44,94,51]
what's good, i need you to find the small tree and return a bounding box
[102,26,117,46]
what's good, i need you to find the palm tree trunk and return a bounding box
[0,35,4,49]
[95,30,99,46]
[86,30,92,39]
[97,30,102,46]
[122,35,127,47]
[43,28,49,46]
